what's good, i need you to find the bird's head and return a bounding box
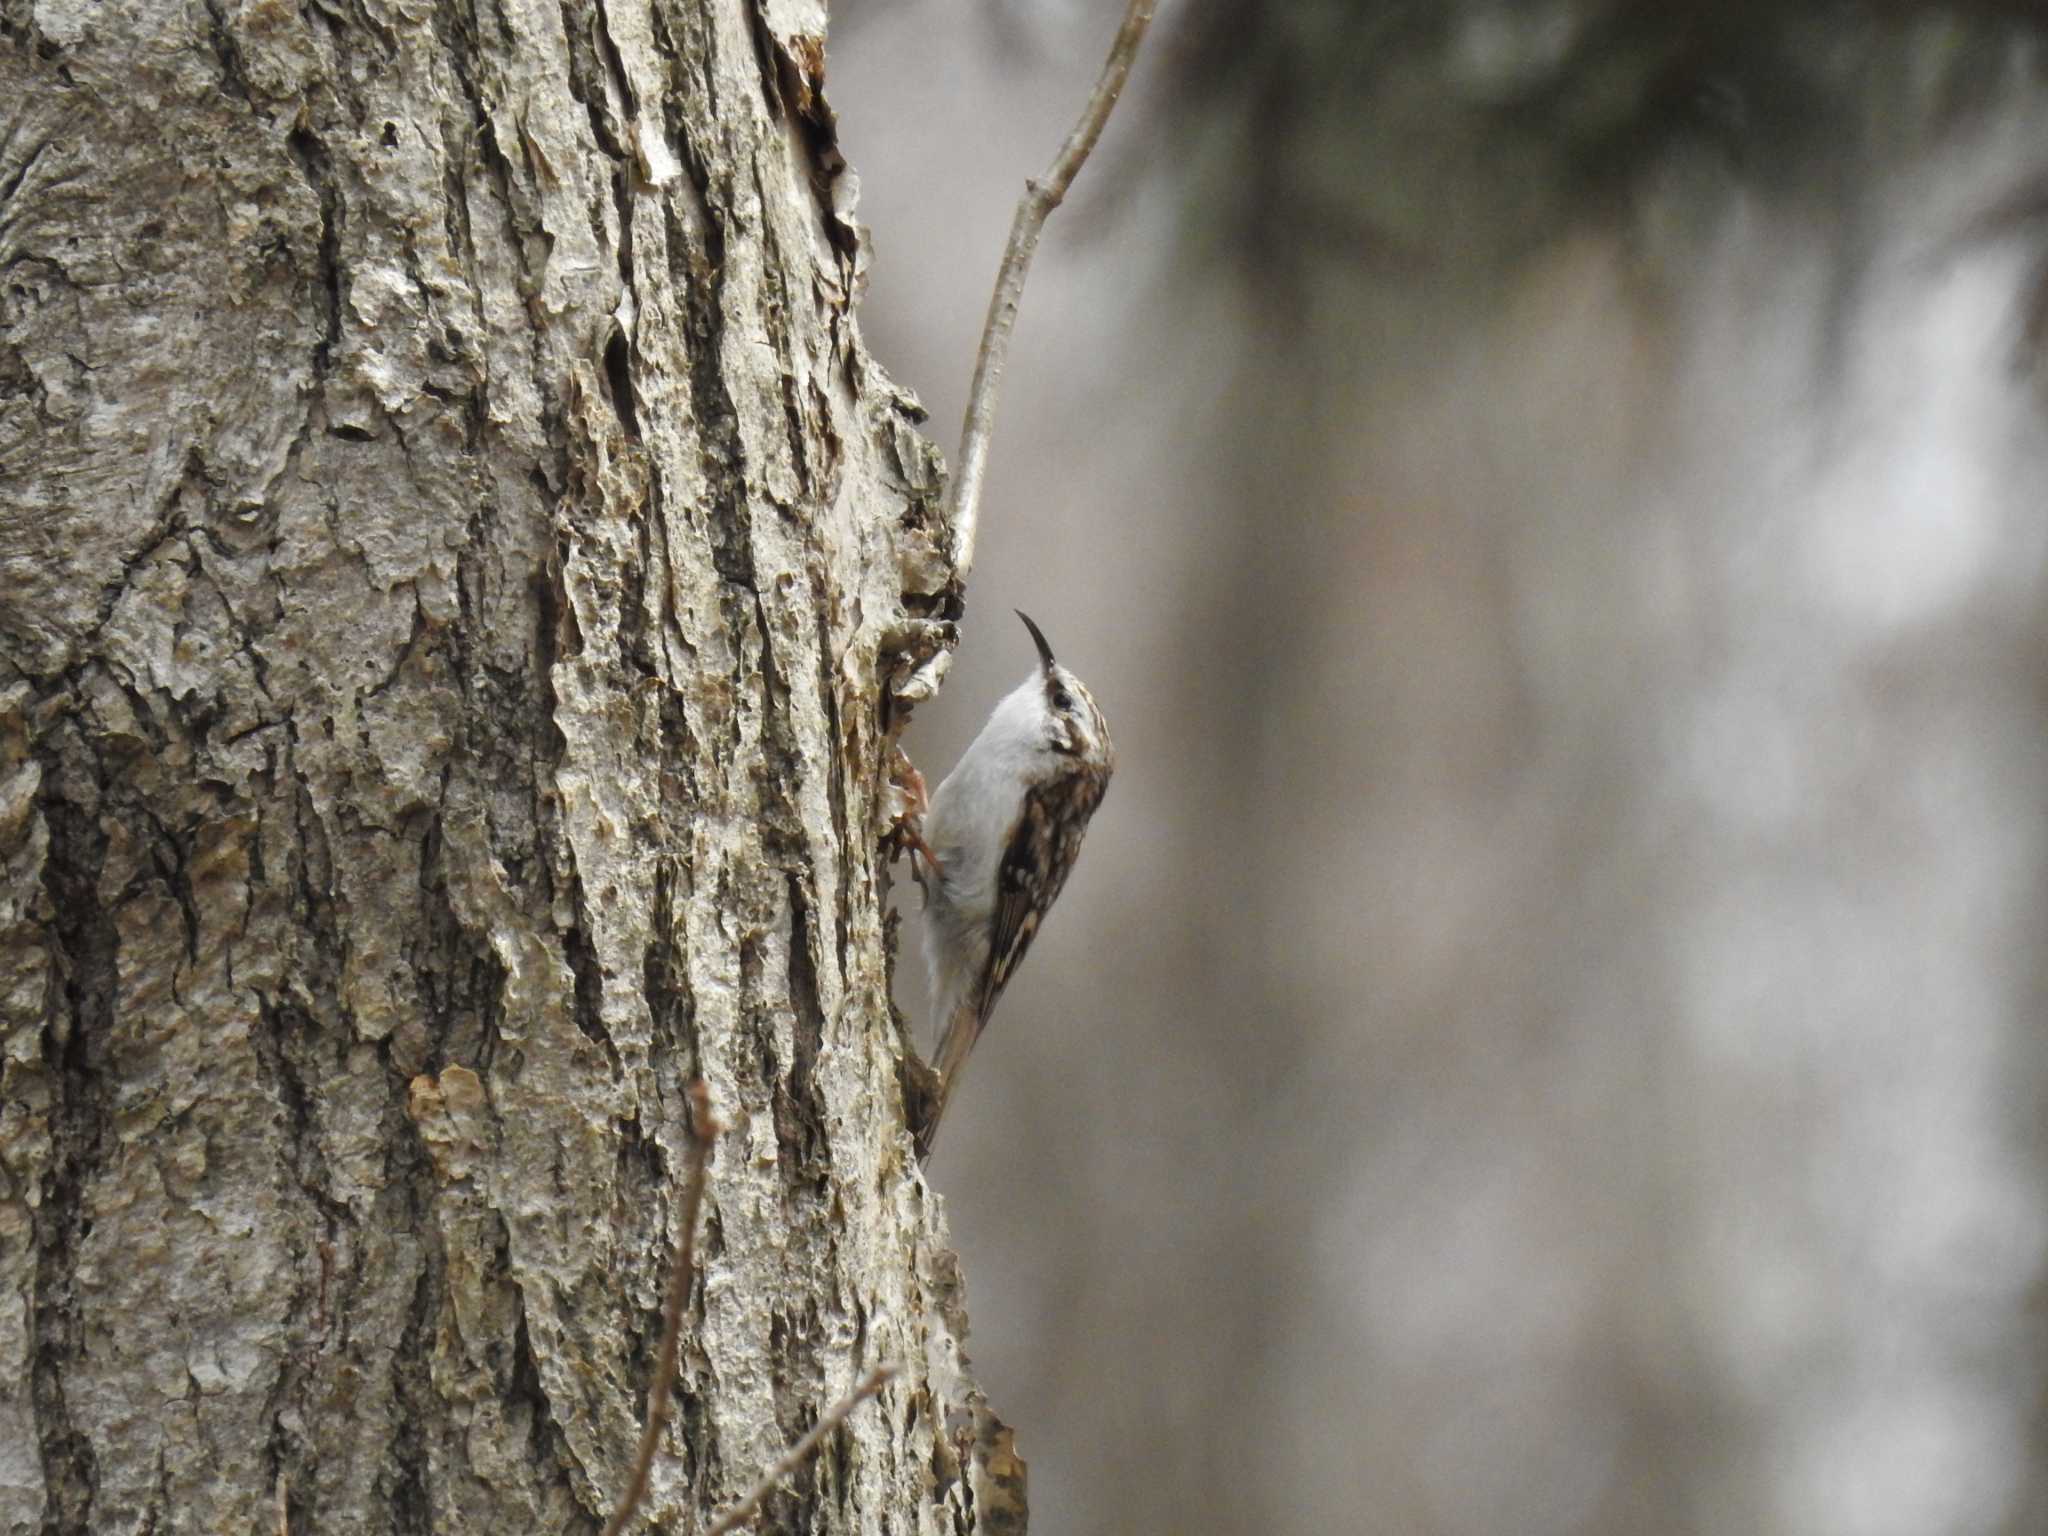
[1013,610,1114,775]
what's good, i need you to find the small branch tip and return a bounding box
[685,1078,719,1143]
[702,1366,899,1536]
[946,0,1157,584]
[601,1082,719,1536]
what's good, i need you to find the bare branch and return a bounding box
[702,1366,899,1536]
[947,0,1158,580]
[602,1081,720,1536]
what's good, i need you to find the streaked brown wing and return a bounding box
[969,769,1110,1026]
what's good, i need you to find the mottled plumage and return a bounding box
[914,612,1113,1159]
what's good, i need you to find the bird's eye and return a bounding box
[1051,688,1073,713]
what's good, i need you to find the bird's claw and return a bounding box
[884,746,941,896]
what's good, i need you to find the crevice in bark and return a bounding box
[745,593,834,1176]
[610,1104,664,1256]
[656,15,751,589]
[365,598,432,702]
[562,920,617,1055]
[338,0,400,60]
[586,0,645,451]
[89,669,165,756]
[591,2,639,119]
[643,857,697,1079]
[558,0,620,155]
[0,131,52,211]
[284,125,344,383]
[30,778,115,1536]
[192,538,277,701]
[559,4,634,290]
[509,1292,583,1514]
[256,996,358,1232]
[739,0,781,121]
[0,322,53,437]
[285,745,345,1018]
[756,175,813,498]
[813,593,854,984]
[198,0,255,104]
[262,1417,297,1536]
[431,1,493,311]
[530,556,594,1083]
[251,996,349,1536]
[77,507,192,662]
[141,808,200,968]
[382,1242,439,1536]
[782,872,829,1169]
[763,1302,829,1530]
[632,454,674,684]
[416,811,509,1074]
[565,0,646,439]
[602,327,640,440]
[672,1374,710,1497]
[614,488,659,681]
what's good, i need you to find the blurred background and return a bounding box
[834,4,2048,1532]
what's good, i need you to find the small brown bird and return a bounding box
[913,611,1114,1159]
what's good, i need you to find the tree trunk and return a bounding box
[0,5,1011,1532]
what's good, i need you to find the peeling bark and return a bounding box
[0,4,1006,1532]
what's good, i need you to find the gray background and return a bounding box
[838,5,2048,1532]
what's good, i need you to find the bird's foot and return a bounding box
[884,746,942,893]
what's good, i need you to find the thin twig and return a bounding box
[947,0,1158,579]
[602,1081,720,1536]
[702,1366,898,1536]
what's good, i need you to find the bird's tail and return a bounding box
[915,999,984,1162]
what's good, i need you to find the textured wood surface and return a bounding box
[0,3,1013,1530]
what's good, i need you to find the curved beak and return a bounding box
[1015,610,1057,673]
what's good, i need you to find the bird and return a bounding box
[910,610,1114,1160]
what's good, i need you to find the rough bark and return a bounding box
[0,3,1009,1533]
